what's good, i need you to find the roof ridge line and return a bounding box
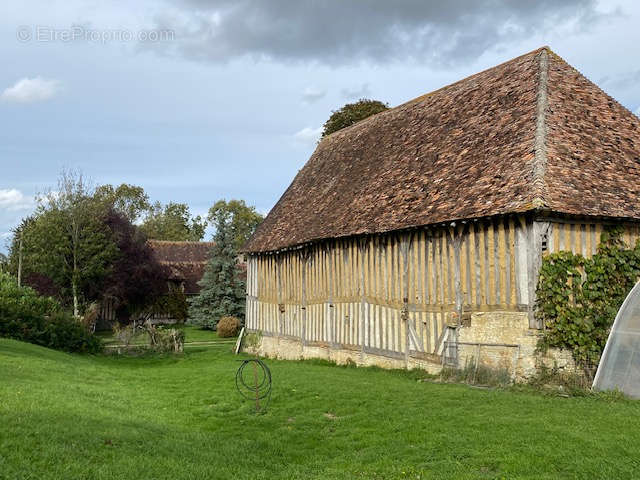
[532,48,550,208]
[320,46,552,143]
[399,46,552,110]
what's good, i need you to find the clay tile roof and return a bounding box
[244,47,640,254]
[148,240,214,294]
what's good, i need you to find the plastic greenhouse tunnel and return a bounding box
[593,281,640,398]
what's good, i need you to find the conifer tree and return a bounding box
[187,217,245,329]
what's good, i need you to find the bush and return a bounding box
[0,273,102,354]
[144,321,184,353]
[217,316,240,338]
[112,323,138,346]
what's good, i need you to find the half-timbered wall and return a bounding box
[246,215,542,360]
[540,220,640,257]
[246,216,640,365]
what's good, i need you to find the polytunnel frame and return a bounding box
[592,280,640,397]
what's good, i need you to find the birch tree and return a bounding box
[28,171,117,316]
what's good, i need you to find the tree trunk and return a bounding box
[17,232,23,287]
[72,224,79,317]
[72,279,79,317]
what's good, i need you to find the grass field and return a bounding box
[1,338,640,479]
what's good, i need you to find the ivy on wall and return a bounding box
[536,227,640,366]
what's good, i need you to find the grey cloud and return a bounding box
[151,0,606,66]
[341,83,371,100]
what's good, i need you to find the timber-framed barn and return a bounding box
[242,47,640,377]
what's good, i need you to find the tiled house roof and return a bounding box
[148,240,214,294]
[244,47,640,253]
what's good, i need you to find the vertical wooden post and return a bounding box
[515,216,528,309]
[528,220,550,329]
[359,238,367,360]
[301,250,308,346]
[451,224,463,322]
[276,255,283,336]
[325,243,335,346]
[401,234,410,367]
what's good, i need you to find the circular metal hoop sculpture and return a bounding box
[236,359,272,413]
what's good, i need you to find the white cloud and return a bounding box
[0,189,34,211]
[1,77,59,104]
[301,86,326,103]
[635,106,640,117]
[293,126,322,145]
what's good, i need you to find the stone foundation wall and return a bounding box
[456,312,575,379]
[243,334,444,375]
[244,310,576,380]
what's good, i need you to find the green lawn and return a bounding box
[1,339,639,479]
[97,324,224,346]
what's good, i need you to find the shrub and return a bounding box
[112,323,138,346]
[0,273,102,354]
[217,316,240,338]
[144,321,184,353]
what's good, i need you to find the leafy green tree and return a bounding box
[10,171,117,316]
[322,98,389,137]
[94,183,150,224]
[208,199,263,251]
[0,253,7,273]
[140,201,206,241]
[188,217,245,329]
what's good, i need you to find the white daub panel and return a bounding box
[593,281,640,398]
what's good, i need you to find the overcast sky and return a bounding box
[1,0,639,253]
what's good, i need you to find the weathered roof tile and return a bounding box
[245,47,640,253]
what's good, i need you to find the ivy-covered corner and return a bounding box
[536,227,640,369]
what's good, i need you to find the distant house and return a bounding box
[98,240,213,326]
[243,47,640,378]
[148,240,214,295]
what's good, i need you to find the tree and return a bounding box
[208,199,263,251]
[101,210,167,322]
[322,98,389,137]
[0,253,7,274]
[94,183,150,224]
[11,171,117,316]
[6,217,34,285]
[140,201,207,241]
[188,217,245,329]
